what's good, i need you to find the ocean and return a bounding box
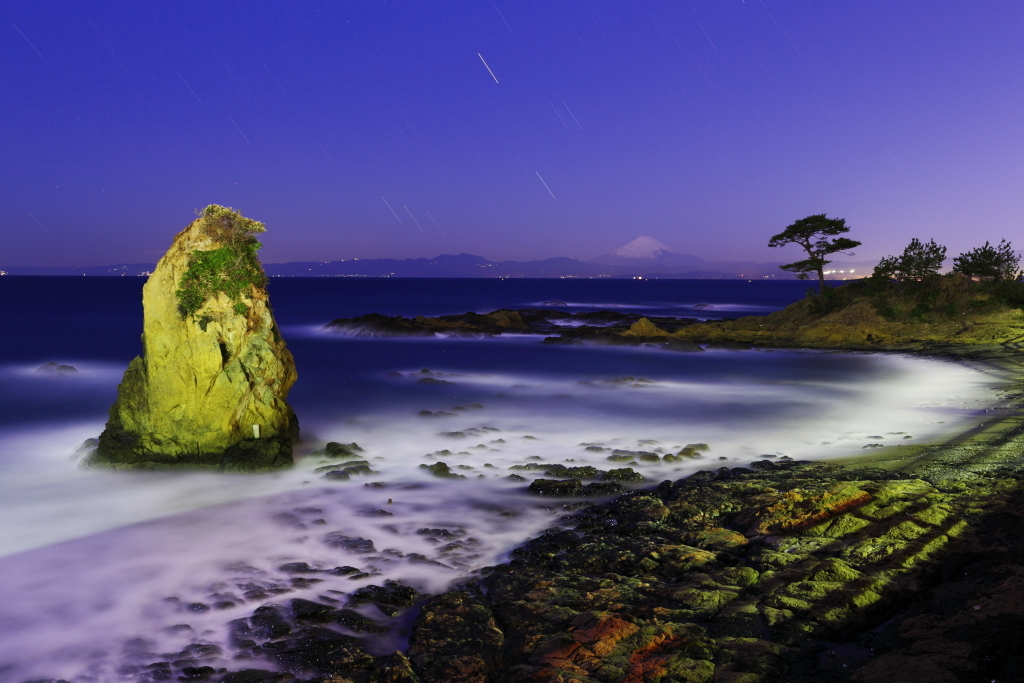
[0,277,1000,681]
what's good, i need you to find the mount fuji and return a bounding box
[4,236,874,279]
[587,236,709,267]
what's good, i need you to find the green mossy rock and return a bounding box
[670,275,1024,350]
[91,206,297,471]
[420,462,466,479]
[621,317,670,337]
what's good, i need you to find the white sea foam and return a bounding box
[0,352,1005,680]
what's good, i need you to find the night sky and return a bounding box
[2,1,1022,267]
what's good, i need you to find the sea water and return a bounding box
[0,277,1002,681]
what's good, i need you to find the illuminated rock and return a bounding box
[91,205,298,471]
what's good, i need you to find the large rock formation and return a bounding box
[92,205,298,471]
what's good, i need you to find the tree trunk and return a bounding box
[816,267,826,293]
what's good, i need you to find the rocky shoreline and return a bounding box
[322,308,715,349]
[29,341,1024,683]
[32,279,1024,683]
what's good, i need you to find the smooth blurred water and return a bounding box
[0,276,1000,681]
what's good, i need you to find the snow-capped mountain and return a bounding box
[588,237,709,267]
[606,236,681,259]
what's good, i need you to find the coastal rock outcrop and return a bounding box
[91,205,298,471]
[670,275,1024,350]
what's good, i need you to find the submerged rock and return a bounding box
[35,361,78,374]
[663,339,704,352]
[323,442,363,459]
[420,461,466,479]
[90,206,298,471]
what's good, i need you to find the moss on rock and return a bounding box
[91,206,297,472]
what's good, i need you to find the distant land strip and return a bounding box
[0,253,873,280]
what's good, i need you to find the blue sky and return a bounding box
[2,1,1022,266]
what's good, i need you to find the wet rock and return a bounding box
[69,420,1024,683]
[373,651,421,682]
[419,462,466,479]
[347,581,421,616]
[407,591,503,683]
[542,464,602,479]
[323,534,377,553]
[602,467,644,483]
[334,608,388,634]
[419,410,455,418]
[262,626,375,675]
[528,479,584,497]
[249,605,292,639]
[318,460,375,480]
[582,481,624,496]
[607,449,656,463]
[35,361,78,374]
[735,482,872,535]
[323,442,363,459]
[705,340,753,350]
[604,376,656,386]
[221,671,295,683]
[177,666,216,681]
[416,528,465,540]
[289,598,337,624]
[621,317,670,338]
[328,565,361,576]
[663,340,705,352]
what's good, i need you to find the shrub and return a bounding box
[951,239,1021,282]
[807,274,1024,324]
[176,205,267,319]
[873,238,947,281]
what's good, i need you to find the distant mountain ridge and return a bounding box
[257,252,780,278]
[1,237,877,279]
[0,254,776,278]
[0,263,156,276]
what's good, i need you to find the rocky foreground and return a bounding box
[48,279,1024,682]
[51,392,1024,683]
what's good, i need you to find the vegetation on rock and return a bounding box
[92,205,297,471]
[811,274,1024,323]
[621,317,669,337]
[176,205,267,319]
[672,275,1024,350]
